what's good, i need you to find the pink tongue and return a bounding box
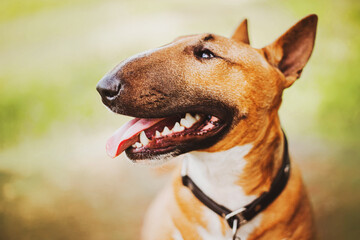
[106,118,164,158]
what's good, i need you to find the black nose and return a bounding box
[96,74,121,99]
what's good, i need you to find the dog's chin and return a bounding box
[125,150,179,166]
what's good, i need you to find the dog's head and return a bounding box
[97,15,317,162]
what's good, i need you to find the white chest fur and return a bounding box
[180,144,262,240]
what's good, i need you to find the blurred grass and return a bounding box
[0,0,359,239]
[0,60,105,148]
[0,0,99,23]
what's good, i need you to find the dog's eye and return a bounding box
[195,49,215,59]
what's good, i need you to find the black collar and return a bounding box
[181,130,290,237]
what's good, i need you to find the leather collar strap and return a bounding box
[181,130,291,232]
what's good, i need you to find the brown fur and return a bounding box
[141,15,317,240]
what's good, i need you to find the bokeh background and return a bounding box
[0,0,359,239]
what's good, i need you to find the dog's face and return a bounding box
[97,15,317,162]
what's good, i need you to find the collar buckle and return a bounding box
[225,207,247,226]
[225,207,247,239]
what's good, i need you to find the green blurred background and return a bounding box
[0,0,359,239]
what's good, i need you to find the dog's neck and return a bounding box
[183,124,284,210]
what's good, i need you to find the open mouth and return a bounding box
[106,113,227,160]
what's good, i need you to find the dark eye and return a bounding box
[195,49,215,59]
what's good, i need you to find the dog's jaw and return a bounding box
[129,151,180,166]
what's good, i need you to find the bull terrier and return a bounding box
[97,14,318,240]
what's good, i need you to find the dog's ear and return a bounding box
[231,19,250,45]
[262,14,318,88]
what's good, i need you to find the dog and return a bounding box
[96,14,318,240]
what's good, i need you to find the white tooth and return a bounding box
[132,144,136,148]
[185,113,194,120]
[135,142,142,148]
[180,118,191,128]
[181,113,197,128]
[195,114,201,121]
[155,130,161,137]
[162,126,171,135]
[185,113,197,126]
[173,122,185,132]
[140,131,149,146]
